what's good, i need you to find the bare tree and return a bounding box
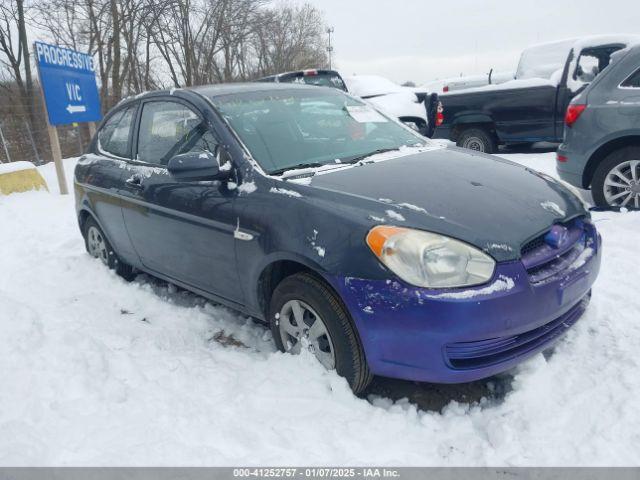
[0,0,44,157]
[11,0,329,111]
[250,3,328,78]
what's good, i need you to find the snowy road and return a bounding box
[1,151,639,465]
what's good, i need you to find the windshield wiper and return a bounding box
[269,147,404,176]
[269,162,325,176]
[343,147,401,165]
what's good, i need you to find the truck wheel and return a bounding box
[269,272,373,394]
[592,146,640,208]
[457,128,497,154]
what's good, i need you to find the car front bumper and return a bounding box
[328,222,602,383]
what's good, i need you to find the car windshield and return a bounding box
[211,88,427,175]
[516,40,574,80]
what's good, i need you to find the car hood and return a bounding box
[305,146,586,262]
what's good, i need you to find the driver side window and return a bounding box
[136,101,219,165]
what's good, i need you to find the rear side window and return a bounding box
[621,68,640,88]
[98,106,136,158]
[136,101,219,165]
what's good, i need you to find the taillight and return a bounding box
[565,104,586,127]
[557,153,568,163]
[443,85,449,93]
[436,101,444,126]
[303,69,318,76]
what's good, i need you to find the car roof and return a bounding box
[187,82,325,98]
[112,82,333,109]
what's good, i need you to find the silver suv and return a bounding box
[557,44,640,208]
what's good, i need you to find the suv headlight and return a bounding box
[366,226,496,288]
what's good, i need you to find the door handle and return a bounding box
[125,174,145,190]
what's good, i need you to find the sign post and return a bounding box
[34,41,102,194]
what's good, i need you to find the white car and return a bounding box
[342,74,439,136]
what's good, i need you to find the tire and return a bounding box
[456,127,497,154]
[83,217,136,281]
[269,272,373,394]
[592,146,640,208]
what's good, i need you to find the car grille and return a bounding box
[520,236,546,257]
[520,217,591,285]
[445,293,590,370]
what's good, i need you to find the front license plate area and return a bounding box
[558,271,589,306]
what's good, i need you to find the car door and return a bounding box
[490,85,558,142]
[119,97,243,305]
[76,104,139,266]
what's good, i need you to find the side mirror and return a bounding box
[167,148,231,181]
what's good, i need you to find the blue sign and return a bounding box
[34,41,102,126]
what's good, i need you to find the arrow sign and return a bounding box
[66,104,87,114]
[34,41,101,125]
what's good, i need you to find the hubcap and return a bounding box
[604,160,640,208]
[278,299,336,370]
[463,137,485,152]
[87,226,109,265]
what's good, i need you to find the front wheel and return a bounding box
[269,272,373,394]
[456,127,497,154]
[83,217,136,281]
[592,146,640,208]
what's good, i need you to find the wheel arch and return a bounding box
[450,115,496,142]
[255,254,348,322]
[256,256,323,319]
[77,208,94,233]
[77,206,119,252]
[583,135,640,188]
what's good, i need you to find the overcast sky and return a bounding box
[290,0,639,84]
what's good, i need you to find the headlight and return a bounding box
[366,226,496,288]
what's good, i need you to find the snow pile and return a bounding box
[1,154,640,465]
[0,161,37,174]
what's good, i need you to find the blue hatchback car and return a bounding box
[75,83,601,393]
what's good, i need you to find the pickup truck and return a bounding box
[432,35,640,153]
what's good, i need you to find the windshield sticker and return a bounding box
[345,105,388,123]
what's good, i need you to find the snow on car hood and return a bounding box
[305,147,586,261]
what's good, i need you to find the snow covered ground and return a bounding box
[1,150,639,466]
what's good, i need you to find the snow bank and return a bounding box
[1,154,640,465]
[0,161,37,174]
[0,161,48,195]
